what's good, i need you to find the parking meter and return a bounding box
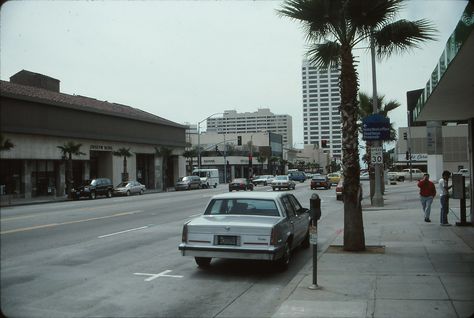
[309,193,321,221]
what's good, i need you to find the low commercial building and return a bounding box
[0,70,187,200]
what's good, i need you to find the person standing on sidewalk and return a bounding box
[438,170,452,226]
[418,173,436,222]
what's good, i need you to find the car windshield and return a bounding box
[232,178,245,183]
[275,176,287,180]
[116,182,129,187]
[205,199,279,217]
[177,177,189,182]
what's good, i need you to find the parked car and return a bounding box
[178,192,311,270]
[327,173,341,185]
[113,180,146,196]
[229,178,254,192]
[72,178,113,200]
[288,170,306,183]
[252,175,274,186]
[310,175,331,190]
[175,176,202,191]
[272,175,296,191]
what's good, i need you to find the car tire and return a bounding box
[106,189,112,198]
[195,257,211,268]
[301,227,310,249]
[275,242,291,271]
[272,187,276,191]
[139,189,144,195]
[90,191,96,200]
[263,182,267,186]
[126,190,131,196]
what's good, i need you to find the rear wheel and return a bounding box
[89,191,96,200]
[106,189,112,198]
[275,242,291,271]
[139,189,144,195]
[195,257,211,267]
[126,190,131,196]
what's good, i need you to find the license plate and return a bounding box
[217,235,238,245]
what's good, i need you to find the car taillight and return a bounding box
[270,227,277,245]
[182,224,188,243]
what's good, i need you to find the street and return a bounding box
[1,181,351,318]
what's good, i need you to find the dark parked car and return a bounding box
[175,176,202,191]
[72,178,113,199]
[288,171,306,183]
[113,180,146,196]
[229,178,254,192]
[310,175,331,190]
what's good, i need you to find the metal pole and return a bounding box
[407,111,413,181]
[197,123,201,171]
[223,133,227,184]
[371,30,384,207]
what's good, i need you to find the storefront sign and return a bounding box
[90,145,113,151]
[397,153,428,162]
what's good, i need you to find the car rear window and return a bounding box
[205,199,279,217]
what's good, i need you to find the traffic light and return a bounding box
[405,151,410,160]
[403,132,407,140]
[248,153,253,166]
[237,136,242,146]
[215,145,218,152]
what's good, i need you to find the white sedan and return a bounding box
[178,192,312,270]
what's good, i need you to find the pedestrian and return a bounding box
[438,170,452,226]
[417,173,436,222]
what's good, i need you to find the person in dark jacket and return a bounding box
[417,173,436,222]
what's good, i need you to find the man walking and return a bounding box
[417,173,436,222]
[438,170,452,226]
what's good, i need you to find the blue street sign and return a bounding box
[362,114,391,141]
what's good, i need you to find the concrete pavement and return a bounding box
[273,181,474,318]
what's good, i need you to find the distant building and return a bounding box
[0,70,187,199]
[206,109,293,148]
[302,59,342,159]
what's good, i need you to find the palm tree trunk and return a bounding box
[340,46,365,251]
[66,155,73,199]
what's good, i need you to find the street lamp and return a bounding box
[197,113,224,171]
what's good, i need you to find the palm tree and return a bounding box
[57,141,85,199]
[279,0,435,251]
[155,146,174,191]
[0,134,14,151]
[113,147,133,181]
[183,147,198,175]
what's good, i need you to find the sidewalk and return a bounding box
[273,182,474,318]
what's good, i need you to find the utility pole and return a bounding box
[371,30,384,207]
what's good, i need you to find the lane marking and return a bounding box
[98,226,149,239]
[134,270,183,282]
[1,206,108,222]
[0,210,143,235]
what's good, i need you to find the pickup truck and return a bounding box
[390,169,424,182]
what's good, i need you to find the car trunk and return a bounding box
[186,215,281,247]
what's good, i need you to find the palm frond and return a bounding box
[374,19,437,57]
[307,41,341,68]
[348,0,404,35]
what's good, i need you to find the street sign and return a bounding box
[371,146,383,164]
[362,114,391,141]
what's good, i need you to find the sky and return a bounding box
[0,0,468,150]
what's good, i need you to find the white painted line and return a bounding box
[98,226,148,239]
[134,270,184,282]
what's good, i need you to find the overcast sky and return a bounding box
[0,0,468,149]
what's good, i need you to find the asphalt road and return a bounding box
[1,181,347,318]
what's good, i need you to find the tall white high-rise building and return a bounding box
[302,59,342,159]
[206,108,293,147]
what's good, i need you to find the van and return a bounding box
[288,170,306,183]
[192,169,219,188]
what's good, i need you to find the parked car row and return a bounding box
[72,178,146,199]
